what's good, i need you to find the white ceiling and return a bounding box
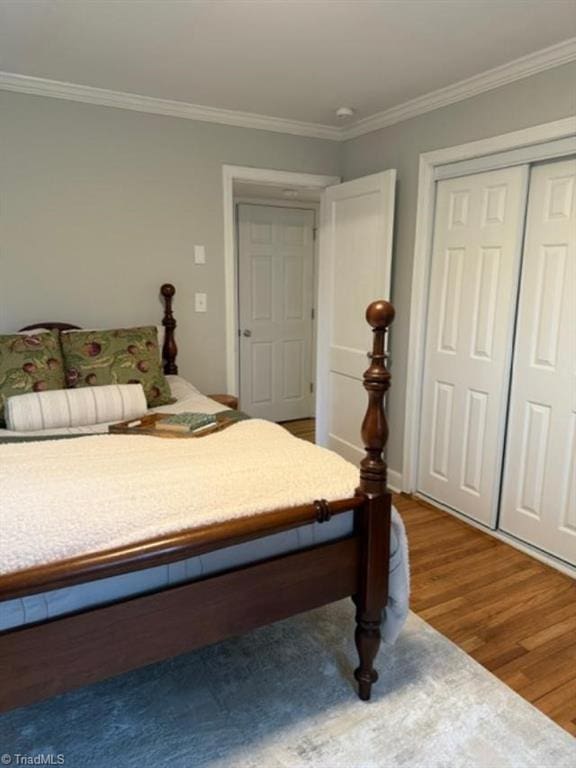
[1,0,575,130]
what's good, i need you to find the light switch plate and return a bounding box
[194,292,207,312]
[194,245,206,264]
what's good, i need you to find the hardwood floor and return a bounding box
[280,418,576,734]
[280,418,315,443]
[396,493,576,736]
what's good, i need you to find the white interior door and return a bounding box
[417,166,529,526]
[238,204,315,421]
[500,159,576,565]
[316,170,396,464]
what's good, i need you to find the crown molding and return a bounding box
[1,37,575,142]
[341,37,576,140]
[0,71,342,141]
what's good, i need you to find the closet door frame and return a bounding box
[403,119,576,572]
[403,116,576,498]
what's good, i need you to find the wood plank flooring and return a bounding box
[279,418,315,443]
[396,493,576,736]
[280,419,576,735]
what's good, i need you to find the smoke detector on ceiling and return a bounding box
[336,106,355,120]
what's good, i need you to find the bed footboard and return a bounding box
[1,539,360,712]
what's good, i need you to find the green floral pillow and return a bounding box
[61,326,174,408]
[0,331,66,426]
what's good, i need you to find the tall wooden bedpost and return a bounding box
[161,283,178,375]
[354,299,395,700]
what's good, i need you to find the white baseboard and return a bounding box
[387,469,403,494]
[414,493,576,579]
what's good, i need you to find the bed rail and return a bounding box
[0,496,364,602]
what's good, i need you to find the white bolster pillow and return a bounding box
[5,384,147,432]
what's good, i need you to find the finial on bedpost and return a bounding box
[359,300,395,497]
[160,283,178,375]
[354,299,395,702]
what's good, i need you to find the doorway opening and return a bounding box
[235,187,319,424]
[222,165,339,427]
[223,164,396,460]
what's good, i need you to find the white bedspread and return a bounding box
[0,420,363,573]
[0,376,409,642]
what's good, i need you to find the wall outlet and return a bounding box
[194,245,206,264]
[194,292,207,312]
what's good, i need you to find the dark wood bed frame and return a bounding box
[1,283,395,712]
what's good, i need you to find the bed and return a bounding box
[0,283,405,712]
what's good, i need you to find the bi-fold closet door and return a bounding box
[499,159,576,565]
[418,159,576,566]
[417,165,529,527]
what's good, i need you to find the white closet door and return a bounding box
[418,166,529,526]
[500,159,576,565]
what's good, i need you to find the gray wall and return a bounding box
[0,91,340,392]
[2,64,575,468]
[342,62,576,476]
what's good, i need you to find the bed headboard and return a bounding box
[18,322,80,332]
[18,283,179,376]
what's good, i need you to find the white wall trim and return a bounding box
[234,196,320,210]
[342,37,576,139]
[222,165,339,396]
[415,494,576,578]
[403,116,576,494]
[2,38,575,141]
[0,71,341,141]
[387,469,403,495]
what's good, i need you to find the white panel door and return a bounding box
[316,170,396,464]
[500,159,576,565]
[417,166,529,526]
[238,204,315,421]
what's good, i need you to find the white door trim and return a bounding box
[222,165,340,395]
[403,116,576,493]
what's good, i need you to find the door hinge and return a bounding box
[313,227,318,241]
[310,382,314,394]
[311,307,315,320]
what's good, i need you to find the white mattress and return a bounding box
[0,512,354,632]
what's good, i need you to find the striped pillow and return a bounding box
[4,383,147,432]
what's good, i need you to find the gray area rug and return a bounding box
[1,601,574,767]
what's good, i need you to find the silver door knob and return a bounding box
[242,329,252,337]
